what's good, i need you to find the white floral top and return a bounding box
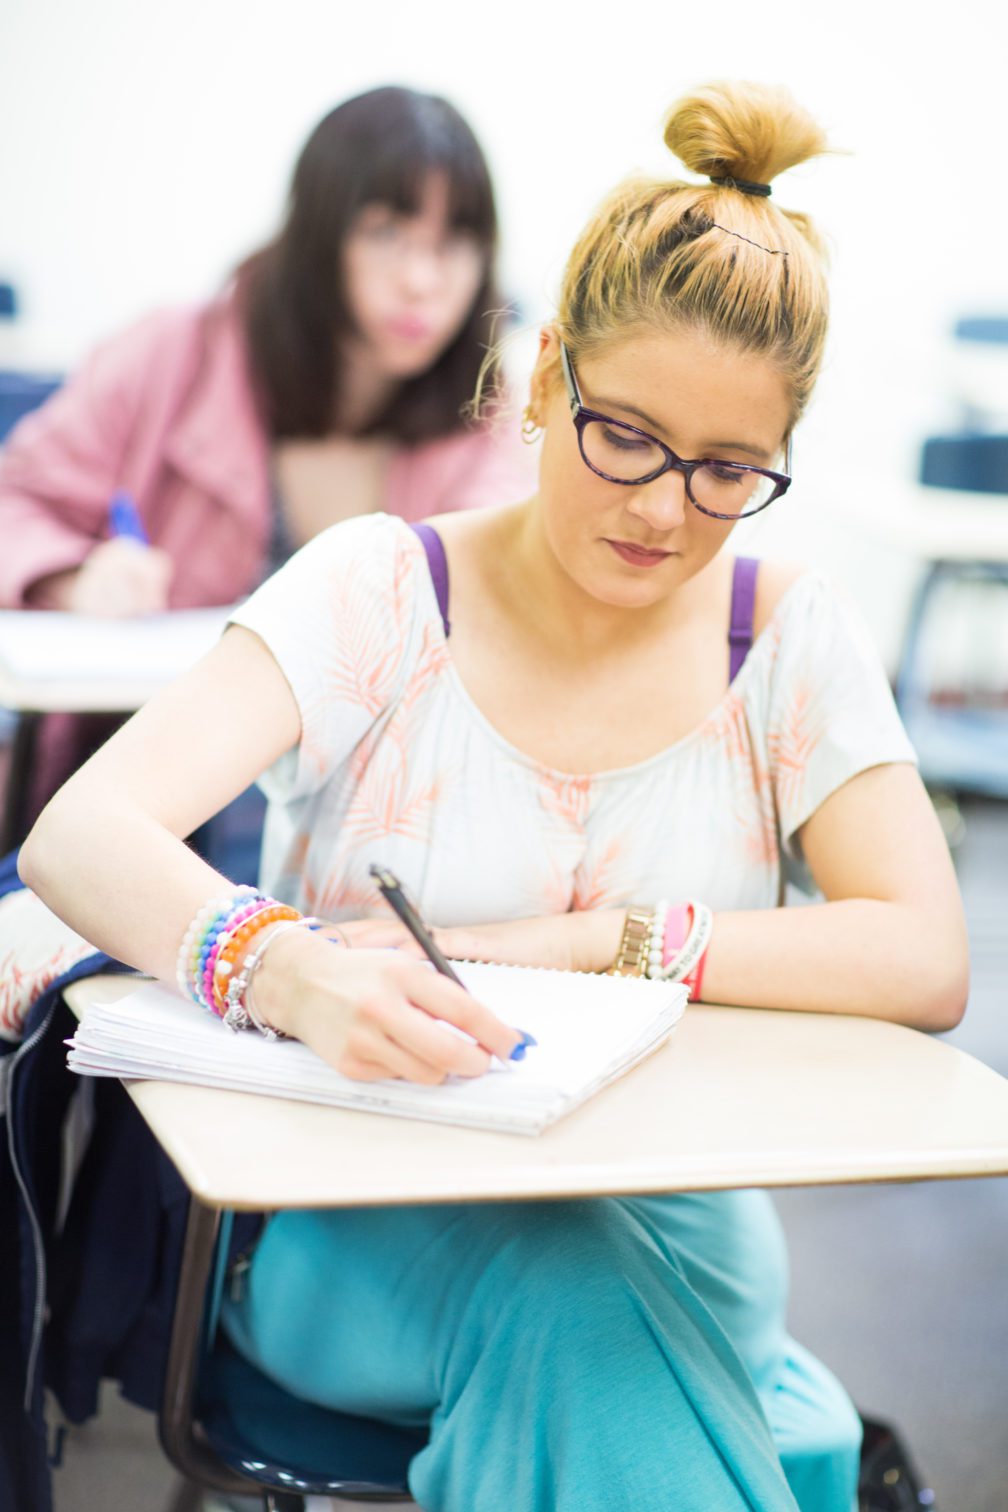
[231,513,917,925]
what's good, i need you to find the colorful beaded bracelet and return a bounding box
[176,887,261,1007]
[176,888,302,1014]
[210,902,301,1013]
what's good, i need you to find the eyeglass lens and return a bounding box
[580,418,779,517]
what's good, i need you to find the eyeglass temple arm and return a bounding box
[559,341,581,417]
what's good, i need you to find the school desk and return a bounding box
[64,973,1008,1210]
[62,973,1008,1499]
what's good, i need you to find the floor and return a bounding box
[776,796,1008,1512]
[47,799,1008,1512]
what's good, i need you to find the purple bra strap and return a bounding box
[728,555,759,682]
[412,526,754,669]
[410,523,451,637]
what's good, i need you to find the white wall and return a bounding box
[4,0,1007,664]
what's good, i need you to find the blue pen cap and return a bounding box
[108,489,149,545]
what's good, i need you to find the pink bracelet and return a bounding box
[662,904,692,969]
[647,899,714,997]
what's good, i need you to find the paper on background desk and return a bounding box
[67,961,688,1135]
[0,605,237,683]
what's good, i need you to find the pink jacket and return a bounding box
[0,298,535,608]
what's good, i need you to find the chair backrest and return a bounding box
[161,1197,424,1503]
[0,370,62,443]
[954,316,1008,344]
[946,315,1008,431]
[920,434,1008,495]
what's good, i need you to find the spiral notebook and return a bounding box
[67,961,688,1135]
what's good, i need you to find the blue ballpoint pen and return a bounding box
[108,489,149,545]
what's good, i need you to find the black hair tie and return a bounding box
[709,175,772,198]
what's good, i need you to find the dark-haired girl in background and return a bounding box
[0,86,531,819]
[0,88,531,834]
[2,85,527,614]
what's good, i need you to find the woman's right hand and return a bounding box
[32,539,174,615]
[251,929,525,1084]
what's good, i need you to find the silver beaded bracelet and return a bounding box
[645,900,670,980]
[222,916,323,1037]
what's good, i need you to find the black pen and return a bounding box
[369,864,537,1061]
[369,864,468,988]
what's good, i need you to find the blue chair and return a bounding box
[920,433,1008,495]
[953,315,1008,344]
[0,370,62,443]
[161,1198,424,1510]
[0,283,63,442]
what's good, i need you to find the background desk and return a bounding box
[65,975,1008,1209]
[0,677,150,852]
[0,666,183,848]
[0,605,233,849]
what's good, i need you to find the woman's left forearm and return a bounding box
[697,898,968,1030]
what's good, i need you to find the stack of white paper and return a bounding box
[67,961,687,1135]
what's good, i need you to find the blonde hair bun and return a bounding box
[550,77,832,424]
[663,81,827,188]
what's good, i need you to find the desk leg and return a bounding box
[159,1196,260,1497]
[1,710,40,852]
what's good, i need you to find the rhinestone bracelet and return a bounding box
[223,916,322,1036]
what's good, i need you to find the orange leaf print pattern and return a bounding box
[709,692,779,868]
[322,572,405,718]
[340,629,455,847]
[312,619,457,916]
[767,678,828,822]
[342,759,444,847]
[537,772,593,829]
[0,943,93,1041]
[314,870,386,922]
[571,837,626,911]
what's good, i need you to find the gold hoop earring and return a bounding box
[521,406,542,444]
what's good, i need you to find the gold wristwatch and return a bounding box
[606,906,653,977]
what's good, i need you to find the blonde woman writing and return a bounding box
[22,81,967,1512]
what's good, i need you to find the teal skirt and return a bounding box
[223,1190,860,1511]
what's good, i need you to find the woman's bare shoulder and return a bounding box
[420,503,516,546]
[752,557,812,635]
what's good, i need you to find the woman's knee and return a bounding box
[482,1199,647,1281]
[451,1198,675,1347]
